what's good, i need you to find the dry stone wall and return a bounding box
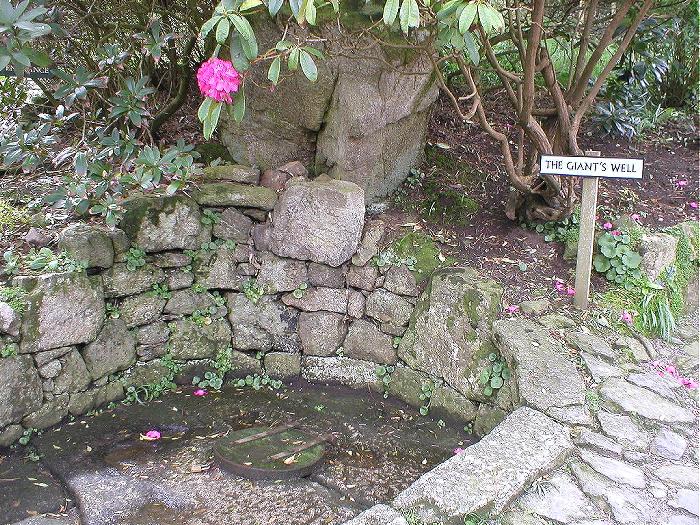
[0,163,510,447]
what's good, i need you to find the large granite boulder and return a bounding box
[220,16,438,203]
[268,178,365,267]
[16,272,105,353]
[397,268,503,399]
[0,355,42,428]
[119,195,210,252]
[640,232,678,282]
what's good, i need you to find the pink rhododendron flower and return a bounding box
[197,58,241,104]
[566,287,576,296]
[611,230,621,236]
[676,180,688,187]
[453,447,465,455]
[141,430,161,441]
[193,388,208,397]
[506,305,519,314]
[690,202,698,209]
[603,222,613,230]
[620,310,634,324]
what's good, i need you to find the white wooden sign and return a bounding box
[541,155,643,179]
[540,153,644,309]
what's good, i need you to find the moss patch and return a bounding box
[195,143,234,166]
[0,198,29,232]
[390,232,455,284]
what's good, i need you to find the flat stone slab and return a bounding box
[0,454,69,523]
[341,504,408,525]
[392,407,573,524]
[26,382,467,525]
[600,378,695,423]
[494,319,585,411]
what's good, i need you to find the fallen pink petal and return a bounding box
[453,447,465,455]
[141,430,161,441]
[603,222,613,230]
[566,287,576,296]
[506,305,520,314]
[193,389,208,397]
[690,201,698,209]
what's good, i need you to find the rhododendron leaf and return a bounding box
[268,0,283,16]
[302,46,324,59]
[267,56,281,85]
[197,98,213,122]
[399,0,419,34]
[436,0,460,21]
[200,16,221,38]
[240,0,263,10]
[230,33,250,71]
[383,0,399,27]
[233,89,246,122]
[463,31,479,64]
[458,3,476,34]
[288,47,300,71]
[231,15,258,59]
[276,40,292,51]
[300,50,317,82]
[203,101,222,140]
[215,18,230,44]
[289,0,301,17]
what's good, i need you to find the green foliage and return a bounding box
[525,209,580,244]
[291,282,308,299]
[201,209,221,226]
[192,370,224,390]
[242,279,266,304]
[122,353,182,405]
[418,380,434,416]
[593,231,643,287]
[18,427,37,446]
[147,282,172,300]
[106,303,121,319]
[376,232,454,284]
[0,198,29,232]
[478,353,509,397]
[374,364,395,399]
[585,390,601,413]
[233,373,283,391]
[0,286,26,313]
[464,513,490,525]
[125,247,146,271]
[3,247,86,275]
[1,344,18,358]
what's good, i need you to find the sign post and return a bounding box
[540,153,644,309]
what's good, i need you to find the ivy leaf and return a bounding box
[299,49,317,82]
[383,0,400,27]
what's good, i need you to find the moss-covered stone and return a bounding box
[390,232,455,284]
[193,183,277,210]
[398,267,503,400]
[202,165,260,185]
[120,195,210,252]
[169,318,232,360]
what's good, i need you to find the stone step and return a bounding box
[392,407,573,524]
